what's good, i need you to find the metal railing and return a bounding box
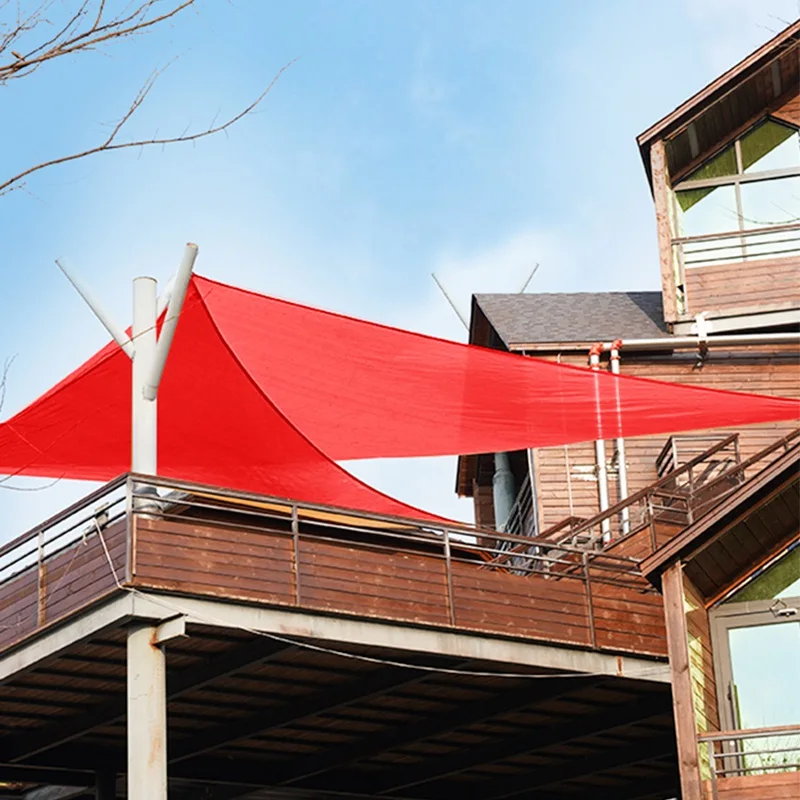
[489,429,800,567]
[0,473,651,655]
[698,725,800,800]
[673,221,800,268]
[504,472,537,539]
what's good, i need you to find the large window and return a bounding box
[673,120,800,266]
[710,545,800,775]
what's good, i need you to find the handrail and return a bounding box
[698,724,800,742]
[672,220,800,245]
[0,474,128,560]
[561,434,740,540]
[693,428,800,500]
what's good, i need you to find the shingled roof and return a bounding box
[473,291,669,347]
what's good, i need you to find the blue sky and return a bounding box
[1,0,797,537]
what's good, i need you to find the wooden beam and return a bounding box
[651,138,678,323]
[274,676,604,785]
[3,637,293,762]
[662,562,702,800]
[362,694,671,794]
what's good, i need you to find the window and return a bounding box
[710,546,800,775]
[673,120,800,266]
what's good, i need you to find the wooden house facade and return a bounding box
[457,22,800,537]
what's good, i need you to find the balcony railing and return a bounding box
[673,221,800,268]
[698,725,800,800]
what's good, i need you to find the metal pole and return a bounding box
[609,341,630,536]
[56,259,135,359]
[127,625,167,800]
[145,243,198,400]
[589,345,611,540]
[132,277,158,475]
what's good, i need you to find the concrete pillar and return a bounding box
[95,770,116,799]
[127,625,167,800]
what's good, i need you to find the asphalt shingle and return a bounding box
[474,291,669,346]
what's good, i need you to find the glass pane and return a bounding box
[742,120,800,173]
[728,621,800,773]
[730,547,800,603]
[676,184,739,236]
[741,176,800,228]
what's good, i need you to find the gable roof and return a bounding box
[637,21,800,185]
[473,291,669,348]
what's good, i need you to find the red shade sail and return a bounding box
[1,274,797,518]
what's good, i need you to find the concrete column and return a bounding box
[95,770,116,799]
[127,625,167,800]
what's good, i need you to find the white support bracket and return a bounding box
[152,615,188,646]
[144,243,198,401]
[56,258,134,359]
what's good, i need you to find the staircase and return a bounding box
[487,428,800,574]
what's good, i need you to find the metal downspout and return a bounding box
[609,339,630,535]
[589,344,611,540]
[492,452,516,531]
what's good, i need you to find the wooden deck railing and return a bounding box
[0,474,667,659]
[698,725,800,800]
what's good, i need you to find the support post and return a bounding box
[651,138,679,322]
[662,562,703,800]
[127,625,167,800]
[131,277,158,476]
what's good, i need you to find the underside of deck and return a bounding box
[0,476,676,799]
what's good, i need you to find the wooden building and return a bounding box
[457,21,800,536]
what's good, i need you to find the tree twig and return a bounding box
[0,57,298,195]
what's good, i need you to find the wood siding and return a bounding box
[773,92,800,127]
[131,517,668,658]
[531,347,799,530]
[685,256,800,318]
[0,523,126,652]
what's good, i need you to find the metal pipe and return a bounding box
[145,243,198,400]
[55,258,135,359]
[603,332,800,351]
[589,345,611,538]
[132,277,158,476]
[511,331,800,354]
[609,340,630,536]
[492,452,516,531]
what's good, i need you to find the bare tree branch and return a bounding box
[0,1,197,82]
[0,56,297,195]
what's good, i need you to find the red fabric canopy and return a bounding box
[1,274,797,519]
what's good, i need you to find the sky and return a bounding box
[1,0,798,540]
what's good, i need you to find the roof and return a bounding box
[637,21,800,184]
[641,441,800,599]
[473,291,669,348]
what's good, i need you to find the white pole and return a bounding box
[610,342,630,535]
[589,346,611,541]
[145,243,198,400]
[56,259,134,359]
[127,625,167,800]
[132,277,158,475]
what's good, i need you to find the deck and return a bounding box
[0,474,668,660]
[0,475,677,799]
